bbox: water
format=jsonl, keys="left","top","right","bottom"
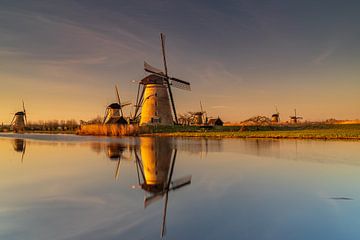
{"left": 1, "top": 133, "right": 360, "bottom": 240}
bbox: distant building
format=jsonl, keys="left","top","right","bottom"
{"left": 208, "top": 117, "right": 224, "bottom": 126}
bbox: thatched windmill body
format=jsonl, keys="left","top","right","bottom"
{"left": 10, "top": 101, "right": 27, "bottom": 133}
{"left": 103, "top": 86, "right": 131, "bottom": 124}
{"left": 133, "top": 33, "right": 191, "bottom": 125}
{"left": 134, "top": 137, "right": 191, "bottom": 237}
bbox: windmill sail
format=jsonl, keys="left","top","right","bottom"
{"left": 144, "top": 61, "right": 164, "bottom": 75}
{"left": 170, "top": 77, "right": 191, "bottom": 91}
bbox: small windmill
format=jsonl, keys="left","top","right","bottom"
{"left": 10, "top": 100, "right": 27, "bottom": 133}
{"left": 103, "top": 85, "right": 131, "bottom": 124}
{"left": 271, "top": 106, "right": 280, "bottom": 123}
{"left": 133, "top": 33, "right": 191, "bottom": 125}
{"left": 189, "top": 101, "right": 207, "bottom": 125}
{"left": 133, "top": 138, "right": 191, "bottom": 238}
{"left": 289, "top": 109, "right": 303, "bottom": 123}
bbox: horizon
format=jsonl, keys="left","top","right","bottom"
{"left": 1, "top": 0, "right": 360, "bottom": 123}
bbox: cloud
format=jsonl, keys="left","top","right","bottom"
{"left": 211, "top": 105, "right": 230, "bottom": 109}
{"left": 312, "top": 47, "right": 335, "bottom": 64}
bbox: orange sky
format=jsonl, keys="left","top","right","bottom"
{"left": 1, "top": 1, "right": 360, "bottom": 123}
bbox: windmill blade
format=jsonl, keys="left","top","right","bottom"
{"left": 135, "top": 155, "right": 142, "bottom": 185}
{"left": 161, "top": 191, "right": 169, "bottom": 238}
{"left": 21, "top": 140, "right": 26, "bottom": 163}
{"left": 165, "top": 149, "right": 177, "bottom": 191}
{"left": 120, "top": 102, "right": 132, "bottom": 108}
{"left": 160, "top": 33, "right": 168, "bottom": 76}
{"left": 159, "top": 33, "right": 178, "bottom": 124}
{"left": 24, "top": 113, "right": 28, "bottom": 125}
{"left": 10, "top": 115, "right": 16, "bottom": 126}
{"left": 170, "top": 77, "right": 191, "bottom": 91}
{"left": 200, "top": 101, "right": 203, "bottom": 112}
{"left": 144, "top": 193, "right": 164, "bottom": 208}
{"left": 22, "top": 100, "right": 28, "bottom": 125}
{"left": 144, "top": 61, "right": 164, "bottom": 75}
{"left": 22, "top": 100, "right": 26, "bottom": 113}
{"left": 103, "top": 109, "right": 108, "bottom": 124}
{"left": 170, "top": 175, "right": 192, "bottom": 191}
{"left": 134, "top": 85, "right": 145, "bottom": 119}
{"left": 115, "top": 85, "right": 124, "bottom": 117}
{"left": 134, "top": 150, "right": 146, "bottom": 184}
{"left": 114, "top": 156, "right": 121, "bottom": 180}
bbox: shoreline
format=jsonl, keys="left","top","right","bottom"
{"left": 1, "top": 124, "right": 360, "bottom": 141}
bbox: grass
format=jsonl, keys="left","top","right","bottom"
{"left": 143, "top": 124, "right": 360, "bottom": 140}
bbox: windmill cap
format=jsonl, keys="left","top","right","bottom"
{"left": 140, "top": 74, "right": 164, "bottom": 85}
{"left": 15, "top": 111, "right": 25, "bottom": 116}
{"left": 107, "top": 103, "right": 121, "bottom": 109}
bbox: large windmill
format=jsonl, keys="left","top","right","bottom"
{"left": 133, "top": 138, "right": 192, "bottom": 238}
{"left": 289, "top": 109, "right": 303, "bottom": 123}
{"left": 10, "top": 100, "right": 27, "bottom": 133}
{"left": 103, "top": 85, "right": 131, "bottom": 124}
{"left": 133, "top": 33, "right": 191, "bottom": 125}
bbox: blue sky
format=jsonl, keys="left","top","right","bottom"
{"left": 0, "top": 0, "right": 359, "bottom": 122}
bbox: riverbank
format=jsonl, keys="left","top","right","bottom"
{"left": 78, "top": 123, "right": 360, "bottom": 140}
{"left": 2, "top": 124, "right": 360, "bottom": 140}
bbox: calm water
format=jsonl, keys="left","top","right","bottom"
{"left": 1, "top": 133, "right": 360, "bottom": 240}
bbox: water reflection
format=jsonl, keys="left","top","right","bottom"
{"left": 12, "top": 138, "right": 26, "bottom": 162}
{"left": 134, "top": 138, "right": 192, "bottom": 238}
{"left": 2, "top": 134, "right": 360, "bottom": 240}
{"left": 87, "top": 137, "right": 192, "bottom": 238}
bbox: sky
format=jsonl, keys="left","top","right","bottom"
{"left": 0, "top": 0, "right": 359, "bottom": 123}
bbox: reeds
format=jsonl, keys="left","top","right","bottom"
{"left": 77, "top": 124, "right": 144, "bottom": 136}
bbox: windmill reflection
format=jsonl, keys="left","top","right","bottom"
{"left": 105, "top": 143, "right": 130, "bottom": 180}
{"left": 13, "top": 138, "right": 26, "bottom": 162}
{"left": 134, "top": 138, "right": 192, "bottom": 238}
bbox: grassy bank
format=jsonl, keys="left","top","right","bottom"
{"left": 11, "top": 123, "right": 360, "bottom": 140}
{"left": 143, "top": 124, "right": 360, "bottom": 140}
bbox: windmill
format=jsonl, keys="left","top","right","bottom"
{"left": 133, "top": 33, "right": 191, "bottom": 125}
{"left": 133, "top": 138, "right": 191, "bottom": 238}
{"left": 189, "top": 101, "right": 207, "bottom": 125}
{"left": 271, "top": 106, "right": 280, "bottom": 123}
{"left": 289, "top": 109, "right": 303, "bottom": 123}
{"left": 103, "top": 85, "right": 131, "bottom": 124}
{"left": 10, "top": 100, "right": 27, "bottom": 133}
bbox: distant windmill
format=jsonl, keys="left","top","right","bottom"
{"left": 103, "top": 85, "right": 131, "bottom": 124}
{"left": 289, "top": 109, "right": 303, "bottom": 123}
{"left": 10, "top": 100, "right": 27, "bottom": 133}
{"left": 133, "top": 138, "right": 191, "bottom": 238}
{"left": 271, "top": 106, "right": 280, "bottom": 123}
{"left": 189, "top": 101, "right": 207, "bottom": 125}
{"left": 133, "top": 33, "right": 191, "bottom": 125}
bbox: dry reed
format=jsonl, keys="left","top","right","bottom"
{"left": 77, "top": 124, "right": 144, "bottom": 136}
